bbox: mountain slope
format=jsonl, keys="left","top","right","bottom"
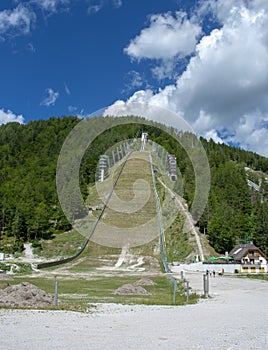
{"left": 0, "top": 116, "right": 267, "bottom": 256}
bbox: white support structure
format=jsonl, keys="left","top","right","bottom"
{"left": 141, "top": 132, "right": 148, "bottom": 151}
{"left": 168, "top": 154, "right": 177, "bottom": 181}
{"left": 98, "top": 155, "right": 109, "bottom": 182}
{"left": 247, "top": 179, "right": 260, "bottom": 192}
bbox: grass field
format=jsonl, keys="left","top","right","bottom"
{"left": 37, "top": 230, "right": 85, "bottom": 259}
{"left": 0, "top": 275, "right": 198, "bottom": 311}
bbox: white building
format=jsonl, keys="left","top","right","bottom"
{"left": 229, "top": 243, "right": 267, "bottom": 273}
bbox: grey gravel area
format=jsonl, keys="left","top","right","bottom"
{"left": 0, "top": 273, "right": 267, "bottom": 350}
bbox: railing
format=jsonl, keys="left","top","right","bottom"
{"left": 149, "top": 153, "right": 169, "bottom": 273}
{"left": 241, "top": 261, "right": 261, "bottom": 266}
{"left": 248, "top": 254, "right": 260, "bottom": 259}
{"left": 149, "top": 153, "right": 180, "bottom": 303}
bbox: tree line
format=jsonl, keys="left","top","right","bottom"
{"left": 0, "top": 116, "right": 267, "bottom": 255}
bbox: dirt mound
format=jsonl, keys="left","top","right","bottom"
{"left": 0, "top": 282, "right": 54, "bottom": 309}
{"left": 113, "top": 283, "right": 151, "bottom": 295}
{"left": 133, "top": 278, "right": 156, "bottom": 286}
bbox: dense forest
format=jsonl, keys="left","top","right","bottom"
{"left": 0, "top": 116, "right": 267, "bottom": 255}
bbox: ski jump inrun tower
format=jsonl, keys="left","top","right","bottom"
{"left": 141, "top": 132, "right": 148, "bottom": 151}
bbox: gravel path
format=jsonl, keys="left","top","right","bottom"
{"left": 0, "top": 273, "right": 267, "bottom": 350}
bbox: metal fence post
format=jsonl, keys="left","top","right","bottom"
{"left": 54, "top": 275, "right": 58, "bottom": 309}
{"left": 203, "top": 274, "right": 209, "bottom": 297}
{"left": 185, "top": 281, "right": 189, "bottom": 303}
{"left": 173, "top": 280, "right": 177, "bottom": 305}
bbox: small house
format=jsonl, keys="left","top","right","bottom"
{"left": 229, "top": 243, "right": 267, "bottom": 273}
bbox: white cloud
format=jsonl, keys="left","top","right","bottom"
{"left": 88, "top": 4, "right": 102, "bottom": 15}
{"left": 227, "top": 112, "right": 268, "bottom": 157}
{"left": 0, "top": 1, "right": 69, "bottom": 39}
{"left": 192, "top": 110, "right": 216, "bottom": 132}
{"left": 64, "top": 82, "right": 71, "bottom": 95}
{"left": 198, "top": 0, "right": 244, "bottom": 23}
{"left": 124, "top": 11, "right": 201, "bottom": 80}
{"left": 68, "top": 105, "right": 87, "bottom": 119}
{"left": 0, "top": 109, "right": 24, "bottom": 125}
{"left": 0, "top": 4, "right": 36, "bottom": 38}
{"left": 117, "top": 0, "right": 268, "bottom": 156}
{"left": 199, "top": 0, "right": 268, "bottom": 25}
{"left": 122, "top": 70, "right": 146, "bottom": 94}
{"left": 41, "top": 88, "right": 59, "bottom": 107}
{"left": 125, "top": 11, "right": 201, "bottom": 61}
{"left": 151, "top": 61, "right": 180, "bottom": 80}
{"left": 128, "top": 71, "right": 143, "bottom": 88}
{"left": 27, "top": 42, "right": 36, "bottom": 52}
{"left": 204, "top": 129, "right": 224, "bottom": 144}
{"left": 68, "top": 105, "right": 76, "bottom": 113}
{"left": 32, "top": 0, "right": 69, "bottom": 14}
{"left": 104, "top": 92, "right": 192, "bottom": 132}
{"left": 88, "top": 0, "right": 122, "bottom": 14}
{"left": 113, "top": 0, "right": 122, "bottom": 9}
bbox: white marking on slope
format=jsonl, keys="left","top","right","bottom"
{"left": 114, "top": 245, "right": 128, "bottom": 268}
{"left": 24, "top": 243, "right": 34, "bottom": 260}
{"left": 129, "top": 257, "right": 144, "bottom": 269}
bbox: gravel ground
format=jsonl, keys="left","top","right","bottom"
{"left": 0, "top": 273, "right": 267, "bottom": 350}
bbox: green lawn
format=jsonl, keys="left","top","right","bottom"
{"left": 37, "top": 230, "right": 85, "bottom": 259}
{"left": 1, "top": 275, "right": 198, "bottom": 311}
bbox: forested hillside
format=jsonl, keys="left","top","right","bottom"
{"left": 199, "top": 141, "right": 268, "bottom": 254}
{"left": 0, "top": 117, "right": 80, "bottom": 252}
{"left": 0, "top": 116, "right": 267, "bottom": 255}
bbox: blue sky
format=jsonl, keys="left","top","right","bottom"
{"left": 1, "top": 0, "right": 268, "bottom": 157}
{"left": 0, "top": 0, "right": 181, "bottom": 119}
